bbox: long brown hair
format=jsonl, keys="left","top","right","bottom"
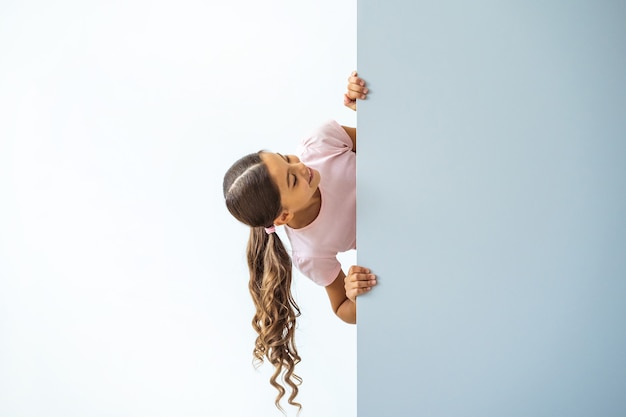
{"left": 223, "top": 152, "right": 302, "bottom": 411}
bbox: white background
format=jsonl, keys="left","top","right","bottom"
{"left": 0, "top": 1, "right": 358, "bottom": 416}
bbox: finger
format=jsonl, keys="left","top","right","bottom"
{"left": 346, "top": 269, "right": 374, "bottom": 283}
{"left": 347, "top": 92, "right": 366, "bottom": 101}
{"left": 346, "top": 82, "right": 367, "bottom": 93}
{"left": 346, "top": 282, "right": 375, "bottom": 294}
{"left": 347, "top": 273, "right": 374, "bottom": 283}
{"left": 348, "top": 73, "right": 365, "bottom": 86}
{"left": 345, "top": 92, "right": 363, "bottom": 104}
{"left": 348, "top": 265, "right": 371, "bottom": 275}
{"left": 345, "top": 91, "right": 366, "bottom": 102}
{"left": 346, "top": 86, "right": 368, "bottom": 100}
{"left": 345, "top": 276, "right": 376, "bottom": 290}
{"left": 348, "top": 79, "right": 365, "bottom": 89}
{"left": 348, "top": 272, "right": 375, "bottom": 281}
{"left": 355, "top": 276, "right": 377, "bottom": 286}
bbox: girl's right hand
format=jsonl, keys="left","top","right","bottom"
{"left": 344, "top": 265, "right": 377, "bottom": 302}
{"left": 343, "top": 71, "right": 369, "bottom": 111}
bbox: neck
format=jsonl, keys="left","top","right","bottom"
{"left": 287, "top": 188, "right": 322, "bottom": 229}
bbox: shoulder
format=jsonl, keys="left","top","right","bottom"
{"left": 291, "top": 252, "right": 342, "bottom": 287}
{"left": 297, "top": 120, "right": 353, "bottom": 157}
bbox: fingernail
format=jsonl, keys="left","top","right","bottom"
{"left": 363, "top": 88, "right": 368, "bottom": 94}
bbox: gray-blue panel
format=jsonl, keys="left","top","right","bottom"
{"left": 357, "top": 1, "right": 626, "bottom": 416}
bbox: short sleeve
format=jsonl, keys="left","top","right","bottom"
{"left": 292, "top": 255, "right": 342, "bottom": 287}
{"left": 297, "top": 120, "right": 352, "bottom": 160}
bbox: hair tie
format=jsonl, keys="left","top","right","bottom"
{"left": 264, "top": 225, "right": 276, "bottom": 235}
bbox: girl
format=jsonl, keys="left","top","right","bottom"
{"left": 222, "top": 71, "right": 376, "bottom": 411}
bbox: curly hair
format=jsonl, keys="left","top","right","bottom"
{"left": 223, "top": 152, "right": 302, "bottom": 411}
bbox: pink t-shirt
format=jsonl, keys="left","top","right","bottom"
{"left": 285, "top": 120, "right": 356, "bottom": 286}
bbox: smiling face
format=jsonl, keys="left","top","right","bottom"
{"left": 259, "top": 152, "right": 321, "bottom": 225}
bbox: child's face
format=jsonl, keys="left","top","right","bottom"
{"left": 260, "top": 152, "right": 320, "bottom": 215}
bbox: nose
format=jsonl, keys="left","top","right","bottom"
{"left": 287, "top": 157, "right": 308, "bottom": 178}
{"left": 298, "top": 162, "right": 308, "bottom": 176}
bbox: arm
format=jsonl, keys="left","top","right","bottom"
{"left": 325, "top": 266, "right": 377, "bottom": 324}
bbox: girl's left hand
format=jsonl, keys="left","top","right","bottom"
{"left": 343, "top": 71, "right": 369, "bottom": 111}
{"left": 344, "top": 265, "right": 377, "bottom": 302}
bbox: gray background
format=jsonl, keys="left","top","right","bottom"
{"left": 357, "top": 1, "right": 626, "bottom": 416}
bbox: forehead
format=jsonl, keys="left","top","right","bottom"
{"left": 259, "top": 151, "right": 285, "bottom": 166}
{"left": 259, "top": 152, "right": 288, "bottom": 185}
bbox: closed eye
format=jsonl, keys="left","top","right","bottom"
{"left": 284, "top": 155, "right": 297, "bottom": 187}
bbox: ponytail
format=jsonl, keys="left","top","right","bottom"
{"left": 223, "top": 152, "right": 303, "bottom": 411}
{"left": 247, "top": 226, "right": 302, "bottom": 411}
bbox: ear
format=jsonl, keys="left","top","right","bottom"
{"left": 273, "top": 210, "right": 294, "bottom": 226}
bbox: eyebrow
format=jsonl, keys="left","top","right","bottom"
{"left": 276, "top": 153, "right": 291, "bottom": 187}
